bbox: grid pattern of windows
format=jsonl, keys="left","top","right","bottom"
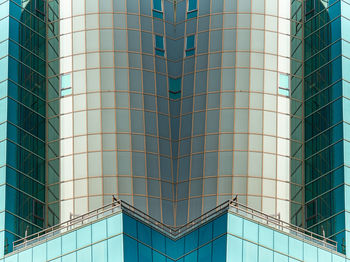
{"left": 1, "top": 211, "right": 347, "bottom": 262}
{"left": 0, "top": 0, "right": 49, "bottom": 255}
{"left": 55, "top": 0, "right": 297, "bottom": 229}
{"left": 303, "top": 0, "right": 350, "bottom": 253}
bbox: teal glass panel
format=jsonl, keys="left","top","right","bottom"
{"left": 153, "top": 0, "right": 162, "bottom": 11}
{"left": 258, "top": 226, "right": 273, "bottom": 249}
{"left": 187, "top": 11, "right": 198, "bottom": 19}
{"left": 92, "top": 220, "right": 107, "bottom": 242}
{"left": 62, "top": 252, "right": 76, "bottom": 262}
{"left": 155, "top": 35, "right": 164, "bottom": 49}
{"left": 33, "top": 243, "right": 47, "bottom": 262}
{"left": 274, "top": 252, "right": 288, "bottom": 262}
{"left": 93, "top": 241, "right": 107, "bottom": 262}
{"left": 198, "top": 222, "right": 213, "bottom": 245}
{"left": 137, "top": 222, "right": 152, "bottom": 246}
{"left": 304, "top": 243, "right": 317, "bottom": 262}
{"left": 0, "top": 81, "right": 7, "bottom": 100}
{"left": 259, "top": 246, "right": 273, "bottom": 262}
{"left": 243, "top": 241, "right": 257, "bottom": 262}
{"left": 0, "top": 212, "right": 4, "bottom": 230}
{"left": 273, "top": 231, "right": 288, "bottom": 254}
{"left": 77, "top": 226, "right": 92, "bottom": 249}
{"left": 153, "top": 251, "right": 166, "bottom": 262}
{"left": 124, "top": 214, "right": 137, "bottom": 237}
{"left": 153, "top": 10, "right": 163, "bottom": 19}
{"left": 0, "top": 57, "right": 8, "bottom": 83}
{"left": 289, "top": 237, "right": 303, "bottom": 260}
{"left": 333, "top": 253, "right": 346, "bottom": 262}
{"left": 62, "top": 231, "right": 76, "bottom": 254}
{"left": 18, "top": 248, "right": 32, "bottom": 262}
{"left": 107, "top": 235, "right": 123, "bottom": 261}
{"left": 61, "top": 74, "right": 71, "bottom": 89}
{"left": 184, "top": 250, "right": 197, "bottom": 262}
{"left": 279, "top": 74, "right": 289, "bottom": 89}
{"left": 4, "top": 254, "right": 17, "bottom": 262}
{"left": 187, "top": 36, "right": 195, "bottom": 49}
{"left": 278, "top": 88, "right": 289, "bottom": 96}
{"left": 243, "top": 220, "right": 258, "bottom": 243}
{"left": 124, "top": 235, "right": 138, "bottom": 262}
{"left": 166, "top": 237, "right": 184, "bottom": 260}
{"left": 152, "top": 229, "right": 166, "bottom": 253}
{"left": 188, "top": 0, "right": 197, "bottom": 10}
{"left": 318, "top": 248, "right": 332, "bottom": 262}
{"left": 169, "top": 78, "right": 181, "bottom": 94}
{"left": 139, "top": 243, "right": 152, "bottom": 262}
{"left": 212, "top": 235, "right": 226, "bottom": 262}
{"left": 0, "top": 186, "right": 5, "bottom": 211}
{"left": 227, "top": 214, "right": 243, "bottom": 236}
{"left": 0, "top": 99, "right": 7, "bottom": 124}
{"left": 213, "top": 214, "right": 227, "bottom": 238}
{"left": 61, "top": 88, "right": 72, "bottom": 96}
{"left": 107, "top": 214, "right": 122, "bottom": 237}
{"left": 77, "top": 246, "right": 91, "bottom": 262}
{"left": 184, "top": 229, "right": 198, "bottom": 253}
{"left": 47, "top": 237, "right": 62, "bottom": 260}
{"left": 198, "top": 242, "right": 211, "bottom": 261}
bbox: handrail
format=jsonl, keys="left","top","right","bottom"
{"left": 227, "top": 201, "right": 338, "bottom": 251}
{"left": 13, "top": 199, "right": 337, "bottom": 252}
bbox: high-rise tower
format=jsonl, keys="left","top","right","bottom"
{"left": 54, "top": 0, "right": 298, "bottom": 227}
{"left": 0, "top": 0, "right": 47, "bottom": 255}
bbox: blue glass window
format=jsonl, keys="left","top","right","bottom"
{"left": 124, "top": 235, "right": 138, "bottom": 262}
{"left": 169, "top": 78, "right": 182, "bottom": 99}
{"left": 186, "top": 35, "right": 195, "bottom": 56}
{"left": 187, "top": 0, "right": 197, "bottom": 18}
{"left": 61, "top": 74, "right": 72, "bottom": 96}
{"left": 278, "top": 74, "right": 289, "bottom": 96}
{"left": 155, "top": 35, "right": 165, "bottom": 57}
{"left": 213, "top": 235, "right": 227, "bottom": 262}
{"left": 198, "top": 243, "right": 211, "bottom": 261}
{"left": 153, "top": 0, "right": 163, "bottom": 18}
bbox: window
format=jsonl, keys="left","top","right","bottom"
{"left": 155, "top": 35, "right": 165, "bottom": 57}
{"left": 169, "top": 78, "right": 181, "bottom": 99}
{"left": 186, "top": 35, "right": 195, "bottom": 56}
{"left": 153, "top": 0, "right": 163, "bottom": 19}
{"left": 61, "top": 74, "right": 72, "bottom": 96}
{"left": 278, "top": 73, "right": 289, "bottom": 96}
{"left": 187, "top": 0, "right": 198, "bottom": 18}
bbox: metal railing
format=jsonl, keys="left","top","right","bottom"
{"left": 13, "top": 199, "right": 337, "bottom": 252}
{"left": 228, "top": 201, "right": 338, "bottom": 251}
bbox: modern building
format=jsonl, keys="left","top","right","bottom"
{"left": 0, "top": 199, "right": 347, "bottom": 262}
{"left": 55, "top": 0, "right": 298, "bottom": 228}
{"left": 0, "top": 0, "right": 48, "bottom": 255}
{"left": 1, "top": 0, "right": 350, "bottom": 261}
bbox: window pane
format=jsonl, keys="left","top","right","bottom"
{"left": 61, "top": 74, "right": 72, "bottom": 89}
{"left": 187, "top": 35, "right": 195, "bottom": 50}
{"left": 188, "top": 0, "right": 197, "bottom": 11}
{"left": 107, "top": 236, "right": 123, "bottom": 261}
{"left": 153, "top": 0, "right": 162, "bottom": 11}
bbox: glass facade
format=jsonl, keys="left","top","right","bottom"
{"left": 56, "top": 0, "right": 297, "bottom": 228}
{"left": 0, "top": 0, "right": 48, "bottom": 256}
{"left": 303, "top": 0, "right": 350, "bottom": 253}
{"left": 1, "top": 203, "right": 347, "bottom": 262}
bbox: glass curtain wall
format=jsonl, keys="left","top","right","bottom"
{"left": 0, "top": 0, "right": 47, "bottom": 254}
{"left": 56, "top": 0, "right": 296, "bottom": 227}
{"left": 303, "top": 0, "right": 349, "bottom": 253}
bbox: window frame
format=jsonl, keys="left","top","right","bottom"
{"left": 60, "top": 73, "right": 72, "bottom": 97}
{"left": 155, "top": 35, "right": 165, "bottom": 57}
{"left": 187, "top": 0, "right": 198, "bottom": 14}
{"left": 185, "top": 35, "right": 196, "bottom": 56}
{"left": 153, "top": 0, "right": 163, "bottom": 18}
